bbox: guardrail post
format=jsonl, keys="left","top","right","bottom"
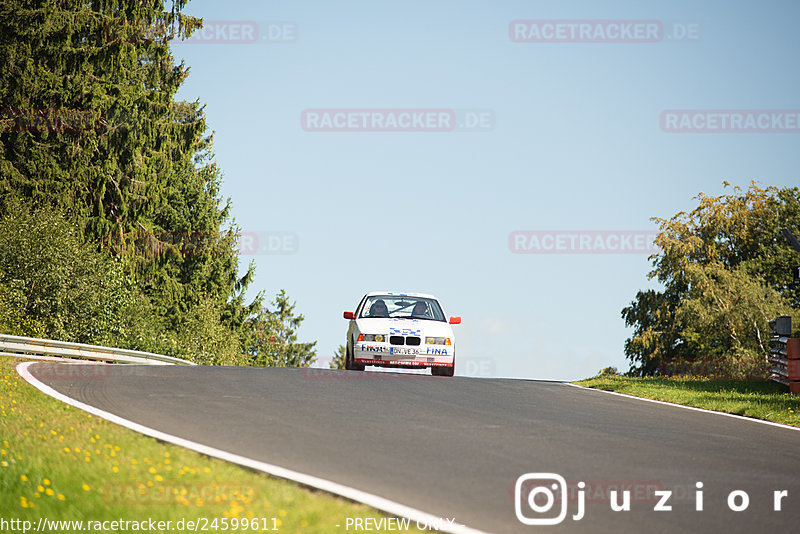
{"left": 788, "top": 338, "right": 800, "bottom": 395}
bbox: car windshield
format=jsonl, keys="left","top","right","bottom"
{"left": 359, "top": 295, "right": 445, "bottom": 321}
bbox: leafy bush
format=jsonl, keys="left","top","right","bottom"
{"left": 0, "top": 198, "right": 146, "bottom": 344}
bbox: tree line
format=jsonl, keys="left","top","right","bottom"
{"left": 0, "top": 0, "right": 315, "bottom": 366}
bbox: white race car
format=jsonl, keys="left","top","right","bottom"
{"left": 343, "top": 291, "right": 461, "bottom": 376}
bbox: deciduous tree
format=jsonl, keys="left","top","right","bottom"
{"left": 622, "top": 183, "right": 800, "bottom": 377}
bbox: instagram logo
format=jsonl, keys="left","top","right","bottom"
{"left": 515, "top": 473, "right": 584, "bottom": 525}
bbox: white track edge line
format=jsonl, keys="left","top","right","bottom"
{"left": 566, "top": 382, "right": 800, "bottom": 433}
{"left": 15, "top": 361, "right": 488, "bottom": 534}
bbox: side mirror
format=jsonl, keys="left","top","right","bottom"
{"left": 343, "top": 311, "right": 355, "bottom": 320}
{"left": 449, "top": 316, "right": 461, "bottom": 325}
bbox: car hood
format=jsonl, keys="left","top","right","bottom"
{"left": 355, "top": 317, "right": 454, "bottom": 337}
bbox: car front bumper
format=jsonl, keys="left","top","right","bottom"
{"left": 354, "top": 342, "right": 454, "bottom": 367}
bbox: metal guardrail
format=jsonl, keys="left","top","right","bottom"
{"left": 0, "top": 333, "right": 196, "bottom": 366}
{"left": 768, "top": 316, "right": 799, "bottom": 394}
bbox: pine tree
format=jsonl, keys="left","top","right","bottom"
{"left": 0, "top": 1, "right": 272, "bottom": 362}
{"left": 330, "top": 345, "right": 346, "bottom": 369}
{"left": 244, "top": 290, "right": 318, "bottom": 367}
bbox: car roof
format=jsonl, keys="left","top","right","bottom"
{"left": 365, "top": 291, "right": 438, "bottom": 300}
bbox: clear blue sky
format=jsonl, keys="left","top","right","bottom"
{"left": 173, "top": 0, "right": 800, "bottom": 379}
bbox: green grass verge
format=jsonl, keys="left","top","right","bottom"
{"left": 1, "top": 357, "right": 423, "bottom": 533}
{"left": 575, "top": 374, "right": 800, "bottom": 428}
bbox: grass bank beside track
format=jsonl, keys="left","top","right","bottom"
{"left": 0, "top": 356, "right": 422, "bottom": 533}
{"left": 575, "top": 374, "right": 800, "bottom": 428}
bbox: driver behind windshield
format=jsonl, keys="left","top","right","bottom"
{"left": 411, "top": 301, "right": 429, "bottom": 318}
{"left": 370, "top": 299, "right": 389, "bottom": 318}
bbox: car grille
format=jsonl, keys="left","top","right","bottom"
{"left": 389, "top": 336, "right": 422, "bottom": 346}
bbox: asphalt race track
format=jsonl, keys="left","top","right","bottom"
{"left": 22, "top": 364, "right": 800, "bottom": 533}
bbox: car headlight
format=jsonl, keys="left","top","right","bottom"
{"left": 425, "top": 337, "right": 451, "bottom": 345}
{"left": 359, "top": 334, "right": 385, "bottom": 342}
